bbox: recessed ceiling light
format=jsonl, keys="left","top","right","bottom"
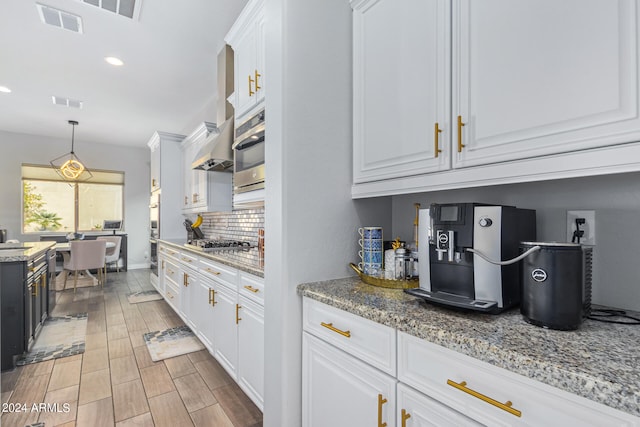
{"left": 0, "top": 86, "right": 11, "bottom": 93}
{"left": 105, "top": 56, "right": 124, "bottom": 66}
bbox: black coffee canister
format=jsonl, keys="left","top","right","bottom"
{"left": 520, "top": 242, "right": 592, "bottom": 330}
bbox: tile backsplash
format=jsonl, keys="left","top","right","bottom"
{"left": 200, "top": 208, "right": 265, "bottom": 244}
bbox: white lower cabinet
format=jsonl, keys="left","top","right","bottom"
{"left": 237, "top": 296, "right": 264, "bottom": 410}
{"left": 157, "top": 243, "right": 265, "bottom": 411}
{"left": 303, "top": 332, "right": 396, "bottom": 427}
{"left": 397, "top": 383, "right": 480, "bottom": 427}
{"left": 302, "top": 297, "right": 639, "bottom": 427}
{"left": 211, "top": 281, "right": 239, "bottom": 377}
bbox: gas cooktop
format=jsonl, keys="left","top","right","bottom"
{"left": 186, "top": 239, "right": 254, "bottom": 252}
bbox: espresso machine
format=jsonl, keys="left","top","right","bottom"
{"left": 406, "top": 203, "right": 536, "bottom": 313}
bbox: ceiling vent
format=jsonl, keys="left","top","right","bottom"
{"left": 36, "top": 4, "right": 83, "bottom": 33}
{"left": 52, "top": 96, "right": 84, "bottom": 109}
{"left": 79, "top": 0, "right": 141, "bottom": 20}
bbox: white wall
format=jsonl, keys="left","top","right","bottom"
{"left": 0, "top": 130, "right": 150, "bottom": 269}
{"left": 391, "top": 172, "right": 640, "bottom": 311}
{"left": 263, "top": 0, "right": 391, "bottom": 426}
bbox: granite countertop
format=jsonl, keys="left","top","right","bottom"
{"left": 158, "top": 239, "right": 264, "bottom": 278}
{"left": 0, "top": 241, "right": 55, "bottom": 263}
{"left": 297, "top": 276, "right": 640, "bottom": 417}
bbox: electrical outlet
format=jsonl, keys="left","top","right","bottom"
{"left": 566, "top": 210, "right": 596, "bottom": 245}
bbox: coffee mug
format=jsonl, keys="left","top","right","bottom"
{"left": 358, "top": 238, "right": 383, "bottom": 251}
{"left": 358, "top": 227, "right": 383, "bottom": 240}
{"left": 359, "top": 250, "right": 383, "bottom": 264}
{"left": 358, "top": 262, "right": 383, "bottom": 276}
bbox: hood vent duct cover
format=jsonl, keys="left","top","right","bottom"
{"left": 192, "top": 117, "right": 234, "bottom": 171}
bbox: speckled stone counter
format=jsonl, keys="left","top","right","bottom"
{"left": 298, "top": 276, "right": 640, "bottom": 417}
{"left": 0, "top": 241, "right": 55, "bottom": 262}
{"left": 159, "top": 239, "right": 263, "bottom": 278}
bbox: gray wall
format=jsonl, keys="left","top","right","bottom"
{"left": 0, "top": 130, "right": 151, "bottom": 269}
{"left": 391, "top": 172, "right": 640, "bottom": 311}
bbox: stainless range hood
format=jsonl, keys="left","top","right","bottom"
{"left": 192, "top": 45, "right": 234, "bottom": 171}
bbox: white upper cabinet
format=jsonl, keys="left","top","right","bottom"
{"left": 226, "top": 0, "right": 265, "bottom": 121}
{"left": 454, "top": 0, "right": 640, "bottom": 168}
{"left": 352, "top": 0, "right": 451, "bottom": 183}
{"left": 181, "top": 123, "right": 232, "bottom": 214}
{"left": 351, "top": 0, "right": 640, "bottom": 196}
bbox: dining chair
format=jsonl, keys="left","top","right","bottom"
{"left": 62, "top": 240, "right": 107, "bottom": 292}
{"left": 96, "top": 236, "right": 122, "bottom": 274}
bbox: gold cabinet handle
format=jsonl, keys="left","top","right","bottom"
{"left": 457, "top": 115, "right": 466, "bottom": 152}
{"left": 181, "top": 257, "right": 192, "bottom": 263}
{"left": 236, "top": 304, "right": 242, "bottom": 324}
{"left": 183, "top": 273, "right": 189, "bottom": 287}
{"left": 32, "top": 282, "right": 38, "bottom": 297}
{"left": 162, "top": 260, "right": 165, "bottom": 269}
{"left": 447, "top": 379, "right": 521, "bottom": 417}
{"left": 243, "top": 285, "right": 259, "bottom": 293}
{"left": 209, "top": 288, "right": 217, "bottom": 306}
{"left": 205, "top": 268, "right": 221, "bottom": 275}
{"left": 167, "top": 268, "right": 174, "bottom": 275}
{"left": 401, "top": 409, "right": 411, "bottom": 427}
{"left": 320, "top": 322, "right": 351, "bottom": 338}
{"left": 255, "top": 69, "right": 261, "bottom": 91}
{"left": 41, "top": 274, "right": 46, "bottom": 288}
{"left": 152, "top": 178, "right": 157, "bottom": 187}
{"left": 167, "top": 293, "right": 174, "bottom": 299}
{"left": 248, "top": 75, "right": 255, "bottom": 96}
{"left": 434, "top": 122, "right": 443, "bottom": 158}
{"left": 377, "top": 394, "right": 388, "bottom": 427}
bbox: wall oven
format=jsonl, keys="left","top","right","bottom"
{"left": 233, "top": 108, "right": 265, "bottom": 194}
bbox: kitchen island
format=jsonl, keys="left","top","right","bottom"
{"left": 1, "top": 241, "right": 55, "bottom": 371}
{"left": 298, "top": 276, "right": 640, "bottom": 423}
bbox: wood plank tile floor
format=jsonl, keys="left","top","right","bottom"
{"left": 1, "top": 270, "right": 263, "bottom": 427}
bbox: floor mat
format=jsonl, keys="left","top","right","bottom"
{"left": 143, "top": 325, "right": 205, "bottom": 362}
{"left": 127, "top": 290, "right": 163, "bottom": 304}
{"left": 16, "top": 313, "right": 88, "bottom": 366}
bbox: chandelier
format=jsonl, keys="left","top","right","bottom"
{"left": 50, "top": 120, "right": 93, "bottom": 181}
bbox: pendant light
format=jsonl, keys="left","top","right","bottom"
{"left": 50, "top": 120, "right": 92, "bottom": 181}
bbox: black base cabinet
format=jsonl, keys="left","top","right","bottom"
{"left": 1, "top": 262, "right": 27, "bottom": 371}
{"left": 1, "top": 250, "right": 50, "bottom": 372}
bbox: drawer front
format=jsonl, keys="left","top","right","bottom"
{"left": 164, "top": 260, "right": 181, "bottom": 285}
{"left": 398, "top": 332, "right": 637, "bottom": 427}
{"left": 165, "top": 282, "right": 179, "bottom": 310}
{"left": 177, "top": 250, "right": 198, "bottom": 269}
{"left": 159, "top": 244, "right": 180, "bottom": 260}
{"left": 200, "top": 258, "right": 238, "bottom": 289}
{"left": 303, "top": 298, "right": 396, "bottom": 376}
{"left": 239, "top": 272, "right": 264, "bottom": 306}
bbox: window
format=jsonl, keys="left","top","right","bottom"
{"left": 22, "top": 164, "right": 124, "bottom": 233}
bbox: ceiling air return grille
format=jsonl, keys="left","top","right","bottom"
{"left": 52, "top": 96, "right": 84, "bottom": 109}
{"left": 80, "top": 0, "right": 140, "bottom": 20}
{"left": 36, "top": 4, "right": 83, "bottom": 33}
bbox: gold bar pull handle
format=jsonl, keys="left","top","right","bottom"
{"left": 183, "top": 273, "right": 189, "bottom": 287}
{"left": 320, "top": 322, "right": 351, "bottom": 338}
{"left": 236, "top": 304, "right": 242, "bottom": 324}
{"left": 255, "top": 70, "right": 261, "bottom": 91}
{"left": 457, "top": 115, "right": 466, "bottom": 152}
{"left": 401, "top": 409, "right": 411, "bottom": 427}
{"left": 248, "top": 75, "right": 255, "bottom": 96}
{"left": 243, "top": 285, "right": 259, "bottom": 293}
{"left": 209, "top": 289, "right": 217, "bottom": 306}
{"left": 434, "top": 122, "right": 443, "bottom": 158}
{"left": 377, "top": 394, "right": 388, "bottom": 427}
{"left": 447, "top": 379, "right": 521, "bottom": 417}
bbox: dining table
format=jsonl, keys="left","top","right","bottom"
{"left": 55, "top": 241, "right": 116, "bottom": 287}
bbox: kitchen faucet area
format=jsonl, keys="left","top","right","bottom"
{"left": 1, "top": 0, "right": 640, "bottom": 426}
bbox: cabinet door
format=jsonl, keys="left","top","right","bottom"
{"left": 212, "top": 282, "right": 238, "bottom": 379}
{"left": 193, "top": 279, "right": 214, "bottom": 352}
{"left": 254, "top": 9, "right": 265, "bottom": 105}
{"left": 397, "top": 383, "right": 481, "bottom": 427}
{"left": 150, "top": 145, "right": 160, "bottom": 191}
{"left": 303, "top": 332, "right": 396, "bottom": 427}
{"left": 352, "top": 0, "right": 451, "bottom": 183}
{"left": 237, "top": 296, "right": 264, "bottom": 410}
{"left": 182, "top": 270, "right": 197, "bottom": 330}
{"left": 453, "top": 0, "right": 640, "bottom": 168}
{"left": 233, "top": 25, "right": 258, "bottom": 119}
